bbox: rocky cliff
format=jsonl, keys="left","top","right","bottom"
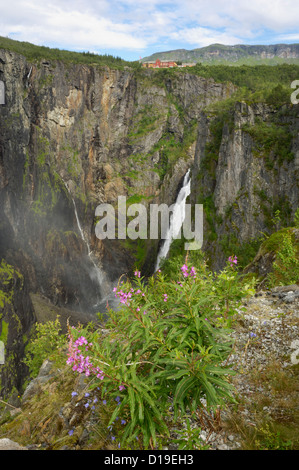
{"left": 192, "top": 100, "right": 299, "bottom": 270}
{"left": 0, "top": 49, "right": 235, "bottom": 396}
{"left": 0, "top": 50, "right": 234, "bottom": 305}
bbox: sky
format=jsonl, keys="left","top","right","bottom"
{"left": 1, "top": 0, "right": 299, "bottom": 61}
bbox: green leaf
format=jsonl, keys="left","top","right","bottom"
{"left": 199, "top": 373, "right": 218, "bottom": 407}
{"left": 174, "top": 376, "right": 196, "bottom": 404}
{"left": 128, "top": 386, "right": 136, "bottom": 421}
{"left": 156, "top": 368, "right": 188, "bottom": 381}
{"left": 178, "top": 326, "right": 193, "bottom": 344}
{"left": 144, "top": 408, "right": 156, "bottom": 447}
{"left": 136, "top": 392, "right": 144, "bottom": 423}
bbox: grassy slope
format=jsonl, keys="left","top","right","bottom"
{"left": 0, "top": 35, "right": 139, "bottom": 69}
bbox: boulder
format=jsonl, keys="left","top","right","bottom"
{"left": 0, "top": 438, "right": 27, "bottom": 450}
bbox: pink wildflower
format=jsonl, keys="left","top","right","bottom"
{"left": 190, "top": 267, "right": 196, "bottom": 277}
{"left": 228, "top": 255, "right": 238, "bottom": 267}
{"left": 181, "top": 264, "right": 189, "bottom": 277}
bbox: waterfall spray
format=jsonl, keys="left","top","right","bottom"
{"left": 61, "top": 178, "right": 120, "bottom": 313}
{"left": 71, "top": 198, "right": 104, "bottom": 288}
{"left": 62, "top": 179, "right": 104, "bottom": 291}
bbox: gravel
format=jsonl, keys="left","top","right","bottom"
{"left": 167, "top": 285, "right": 299, "bottom": 450}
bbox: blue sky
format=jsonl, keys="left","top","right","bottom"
{"left": 1, "top": 0, "right": 299, "bottom": 61}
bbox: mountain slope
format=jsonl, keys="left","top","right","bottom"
{"left": 142, "top": 43, "right": 299, "bottom": 65}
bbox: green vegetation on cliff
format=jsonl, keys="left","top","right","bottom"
{"left": 242, "top": 118, "right": 294, "bottom": 168}
{"left": 246, "top": 220, "right": 299, "bottom": 287}
{"left": 191, "top": 63, "right": 299, "bottom": 90}
{"left": 0, "top": 35, "right": 140, "bottom": 68}
{"left": 0, "top": 261, "right": 22, "bottom": 309}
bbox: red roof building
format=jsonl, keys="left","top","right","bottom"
{"left": 142, "top": 58, "right": 178, "bottom": 68}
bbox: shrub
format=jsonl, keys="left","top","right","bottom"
{"left": 66, "top": 261, "right": 255, "bottom": 448}
{"left": 267, "top": 231, "right": 299, "bottom": 287}
{"left": 24, "top": 317, "right": 66, "bottom": 378}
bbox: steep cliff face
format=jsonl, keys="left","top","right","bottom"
{"left": 0, "top": 261, "right": 35, "bottom": 397}
{"left": 192, "top": 100, "right": 299, "bottom": 269}
{"left": 0, "top": 49, "right": 233, "bottom": 310}
{"left": 0, "top": 50, "right": 236, "bottom": 396}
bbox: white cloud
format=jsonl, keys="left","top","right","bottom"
{"left": 0, "top": 0, "right": 147, "bottom": 51}
{"left": 170, "top": 27, "right": 244, "bottom": 48}
{"left": 277, "top": 33, "right": 299, "bottom": 42}
{"left": 0, "top": 0, "right": 298, "bottom": 58}
{"left": 177, "top": 0, "right": 299, "bottom": 33}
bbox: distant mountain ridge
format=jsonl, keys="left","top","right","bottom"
{"left": 141, "top": 43, "right": 299, "bottom": 65}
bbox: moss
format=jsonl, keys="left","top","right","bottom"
{"left": 128, "top": 104, "right": 161, "bottom": 141}
{"left": 22, "top": 150, "right": 30, "bottom": 190}
{"left": 44, "top": 230, "right": 71, "bottom": 259}
{"left": 36, "top": 132, "right": 50, "bottom": 167}
{"left": 126, "top": 194, "right": 146, "bottom": 205}
{"left": 152, "top": 120, "right": 198, "bottom": 180}
{"left": 166, "top": 92, "right": 185, "bottom": 120}
{"left": 0, "top": 261, "right": 22, "bottom": 308}
{"left": 119, "top": 237, "right": 148, "bottom": 270}
{"left": 251, "top": 186, "right": 292, "bottom": 230}
{"left": 198, "top": 194, "right": 218, "bottom": 242}
{"left": 31, "top": 199, "right": 47, "bottom": 217}
{"left": 0, "top": 321, "right": 9, "bottom": 344}
{"left": 38, "top": 74, "right": 54, "bottom": 89}
{"left": 62, "top": 144, "right": 82, "bottom": 179}
{"left": 30, "top": 166, "right": 65, "bottom": 217}
{"left": 242, "top": 118, "right": 294, "bottom": 168}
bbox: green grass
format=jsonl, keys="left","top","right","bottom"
{"left": 224, "top": 360, "right": 299, "bottom": 450}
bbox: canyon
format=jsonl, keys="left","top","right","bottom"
{"left": 0, "top": 47, "right": 298, "bottom": 397}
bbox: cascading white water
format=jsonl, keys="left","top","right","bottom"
{"left": 62, "top": 179, "right": 104, "bottom": 290}
{"left": 62, "top": 178, "right": 119, "bottom": 313}
{"left": 155, "top": 169, "right": 191, "bottom": 271}
{"left": 71, "top": 198, "right": 104, "bottom": 288}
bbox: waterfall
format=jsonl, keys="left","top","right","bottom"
{"left": 155, "top": 169, "right": 191, "bottom": 271}
{"left": 62, "top": 179, "right": 104, "bottom": 290}
{"left": 61, "top": 178, "right": 120, "bottom": 313}
{"left": 71, "top": 198, "right": 104, "bottom": 288}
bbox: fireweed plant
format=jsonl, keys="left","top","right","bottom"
{"left": 66, "top": 258, "right": 255, "bottom": 448}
